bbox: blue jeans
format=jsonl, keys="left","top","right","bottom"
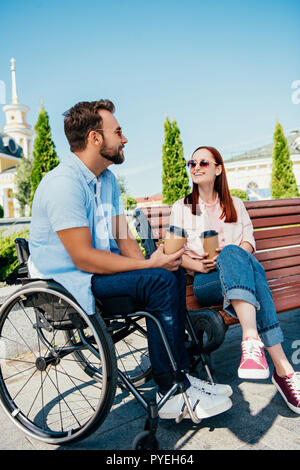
{"left": 91, "top": 267, "right": 191, "bottom": 394}
{"left": 193, "top": 244, "right": 284, "bottom": 348}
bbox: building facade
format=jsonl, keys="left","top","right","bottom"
{"left": 225, "top": 130, "right": 300, "bottom": 200}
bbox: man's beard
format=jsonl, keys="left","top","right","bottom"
{"left": 100, "top": 143, "right": 125, "bottom": 165}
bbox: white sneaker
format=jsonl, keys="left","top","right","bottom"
{"left": 186, "top": 373, "right": 233, "bottom": 397}
{"left": 157, "top": 385, "right": 232, "bottom": 420}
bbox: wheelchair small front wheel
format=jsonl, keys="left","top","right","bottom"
{"left": 132, "top": 430, "right": 159, "bottom": 450}
{"left": 0, "top": 281, "right": 117, "bottom": 445}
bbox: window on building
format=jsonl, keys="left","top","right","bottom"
{"left": 247, "top": 181, "right": 258, "bottom": 190}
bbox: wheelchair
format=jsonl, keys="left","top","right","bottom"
{"left": 0, "top": 238, "right": 214, "bottom": 450}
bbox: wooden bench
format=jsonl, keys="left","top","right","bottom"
{"left": 135, "top": 197, "right": 300, "bottom": 353}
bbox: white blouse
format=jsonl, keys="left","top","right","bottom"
{"left": 169, "top": 196, "right": 256, "bottom": 260}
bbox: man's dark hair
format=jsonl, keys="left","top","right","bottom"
{"left": 63, "top": 99, "right": 115, "bottom": 152}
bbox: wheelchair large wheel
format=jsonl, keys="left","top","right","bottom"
{"left": 0, "top": 281, "right": 117, "bottom": 445}
{"left": 65, "top": 315, "right": 152, "bottom": 387}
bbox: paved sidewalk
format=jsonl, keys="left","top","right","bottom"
{"left": 0, "top": 284, "right": 299, "bottom": 451}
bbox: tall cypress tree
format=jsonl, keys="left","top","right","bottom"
{"left": 30, "top": 105, "right": 59, "bottom": 205}
{"left": 271, "top": 121, "right": 299, "bottom": 199}
{"left": 162, "top": 117, "right": 190, "bottom": 205}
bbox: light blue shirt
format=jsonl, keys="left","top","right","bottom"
{"left": 28, "top": 152, "right": 124, "bottom": 314}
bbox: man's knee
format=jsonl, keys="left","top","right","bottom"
{"left": 149, "top": 267, "right": 179, "bottom": 288}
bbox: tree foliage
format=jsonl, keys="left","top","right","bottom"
{"left": 162, "top": 117, "right": 190, "bottom": 205}
{"left": 14, "top": 156, "right": 32, "bottom": 216}
{"left": 116, "top": 174, "right": 137, "bottom": 210}
{"left": 271, "top": 121, "right": 299, "bottom": 199}
{"left": 230, "top": 189, "right": 249, "bottom": 201}
{"left": 30, "top": 106, "right": 59, "bottom": 205}
{"left": 0, "top": 228, "right": 29, "bottom": 283}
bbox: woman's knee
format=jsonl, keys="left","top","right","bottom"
{"left": 193, "top": 273, "right": 223, "bottom": 305}
{"left": 219, "top": 244, "right": 243, "bottom": 257}
{"left": 217, "top": 244, "right": 249, "bottom": 264}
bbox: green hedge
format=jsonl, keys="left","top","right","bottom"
{"left": 230, "top": 189, "right": 249, "bottom": 201}
{"left": 0, "top": 229, "right": 29, "bottom": 283}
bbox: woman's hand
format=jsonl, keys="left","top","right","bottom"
{"left": 200, "top": 247, "right": 223, "bottom": 273}
{"left": 199, "top": 256, "right": 217, "bottom": 273}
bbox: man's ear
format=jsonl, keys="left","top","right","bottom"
{"left": 88, "top": 130, "right": 103, "bottom": 148}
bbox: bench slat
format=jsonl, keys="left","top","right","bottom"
{"left": 255, "top": 235, "right": 300, "bottom": 250}
{"left": 272, "top": 285, "right": 300, "bottom": 297}
{"left": 142, "top": 207, "right": 171, "bottom": 217}
{"left": 254, "top": 226, "right": 300, "bottom": 240}
{"left": 255, "top": 246, "right": 300, "bottom": 262}
{"left": 147, "top": 216, "right": 171, "bottom": 229}
{"left": 268, "top": 273, "right": 300, "bottom": 287}
{"left": 248, "top": 205, "right": 300, "bottom": 219}
{"left": 244, "top": 198, "right": 300, "bottom": 209}
{"left": 265, "top": 264, "right": 300, "bottom": 280}
{"left": 272, "top": 294, "right": 300, "bottom": 313}
{"left": 252, "top": 214, "right": 300, "bottom": 229}
{"left": 261, "top": 255, "right": 300, "bottom": 272}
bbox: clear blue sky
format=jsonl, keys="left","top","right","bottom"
{"left": 1, "top": 0, "right": 299, "bottom": 197}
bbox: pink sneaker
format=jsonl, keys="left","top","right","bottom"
{"left": 272, "top": 369, "right": 300, "bottom": 414}
{"left": 238, "top": 337, "right": 270, "bottom": 379}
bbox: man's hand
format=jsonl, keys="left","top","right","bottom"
{"left": 149, "top": 245, "right": 184, "bottom": 272}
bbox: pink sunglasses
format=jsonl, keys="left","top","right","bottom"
{"left": 187, "top": 159, "right": 218, "bottom": 169}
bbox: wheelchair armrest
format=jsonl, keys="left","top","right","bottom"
{"left": 15, "top": 238, "right": 30, "bottom": 264}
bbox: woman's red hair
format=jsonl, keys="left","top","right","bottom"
{"left": 184, "top": 146, "right": 237, "bottom": 222}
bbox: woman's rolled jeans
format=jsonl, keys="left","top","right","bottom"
{"left": 193, "top": 244, "right": 284, "bottom": 347}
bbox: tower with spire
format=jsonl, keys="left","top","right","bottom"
{"left": 0, "top": 58, "right": 32, "bottom": 217}
{"left": 2, "top": 58, "right": 33, "bottom": 159}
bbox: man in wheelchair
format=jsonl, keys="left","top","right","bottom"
{"left": 28, "top": 99, "right": 232, "bottom": 423}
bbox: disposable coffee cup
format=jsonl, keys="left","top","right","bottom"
{"left": 200, "top": 230, "right": 219, "bottom": 260}
{"left": 164, "top": 225, "right": 187, "bottom": 254}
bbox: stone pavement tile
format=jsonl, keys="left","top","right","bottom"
{"left": 257, "top": 423, "right": 300, "bottom": 450}
{"left": 0, "top": 405, "right": 55, "bottom": 450}
{"left": 237, "top": 441, "right": 273, "bottom": 450}
{"left": 60, "top": 416, "right": 147, "bottom": 450}
{"left": 276, "top": 413, "right": 300, "bottom": 435}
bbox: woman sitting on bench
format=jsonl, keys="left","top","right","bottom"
{"left": 170, "top": 145, "right": 300, "bottom": 415}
